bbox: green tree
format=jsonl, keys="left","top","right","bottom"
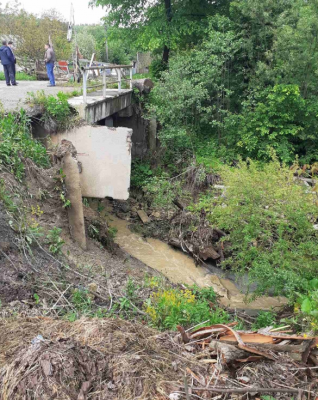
{"left": 91, "top": 0, "right": 231, "bottom": 63}
{"left": 149, "top": 16, "right": 242, "bottom": 147}
{"left": 74, "top": 26, "right": 98, "bottom": 60}
{"left": 0, "top": 4, "right": 71, "bottom": 60}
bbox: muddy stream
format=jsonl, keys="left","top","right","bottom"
{"left": 95, "top": 200, "right": 287, "bottom": 313}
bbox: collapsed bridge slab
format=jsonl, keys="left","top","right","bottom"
{"left": 51, "top": 125, "right": 132, "bottom": 200}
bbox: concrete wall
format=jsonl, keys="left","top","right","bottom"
{"left": 51, "top": 126, "right": 132, "bottom": 200}
{"left": 113, "top": 112, "right": 148, "bottom": 158}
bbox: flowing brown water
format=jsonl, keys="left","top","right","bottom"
{"left": 97, "top": 200, "right": 287, "bottom": 312}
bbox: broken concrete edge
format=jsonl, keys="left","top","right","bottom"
{"left": 68, "top": 90, "right": 133, "bottom": 124}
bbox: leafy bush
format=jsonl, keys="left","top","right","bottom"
{"left": 295, "top": 279, "right": 318, "bottom": 332}
{"left": 194, "top": 158, "right": 318, "bottom": 299}
{"left": 27, "top": 91, "right": 73, "bottom": 130}
{"left": 143, "top": 174, "right": 183, "bottom": 207}
{"left": 226, "top": 84, "right": 318, "bottom": 163}
{"left": 144, "top": 286, "right": 229, "bottom": 330}
{"left": 0, "top": 110, "right": 49, "bottom": 180}
{"left": 45, "top": 92, "right": 71, "bottom": 124}
{"left": 130, "top": 160, "right": 153, "bottom": 188}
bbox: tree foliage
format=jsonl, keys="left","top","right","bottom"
{"left": 91, "top": 0, "right": 231, "bottom": 62}
{"left": 0, "top": 3, "right": 71, "bottom": 60}
{"left": 74, "top": 27, "right": 98, "bottom": 60}
{"left": 149, "top": 0, "right": 318, "bottom": 164}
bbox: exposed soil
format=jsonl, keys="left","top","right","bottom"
{"left": 0, "top": 160, "right": 170, "bottom": 317}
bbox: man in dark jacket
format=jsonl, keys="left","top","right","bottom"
{"left": 8, "top": 41, "right": 17, "bottom": 81}
{"left": 0, "top": 40, "right": 17, "bottom": 86}
{"left": 44, "top": 43, "right": 56, "bottom": 87}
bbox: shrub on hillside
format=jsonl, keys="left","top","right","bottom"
{"left": 193, "top": 158, "right": 318, "bottom": 299}
{"left": 0, "top": 110, "right": 49, "bottom": 180}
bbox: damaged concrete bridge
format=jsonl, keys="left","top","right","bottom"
{"left": 1, "top": 65, "right": 155, "bottom": 202}
{"left": 68, "top": 65, "right": 134, "bottom": 125}
{"left": 55, "top": 66, "right": 156, "bottom": 201}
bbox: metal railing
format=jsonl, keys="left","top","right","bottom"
{"left": 82, "top": 64, "right": 133, "bottom": 103}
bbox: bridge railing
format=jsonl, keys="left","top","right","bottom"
{"left": 82, "top": 64, "right": 133, "bottom": 103}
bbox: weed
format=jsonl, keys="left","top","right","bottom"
{"left": 125, "top": 278, "right": 138, "bottom": 301}
{"left": 60, "top": 193, "right": 71, "bottom": 208}
{"left": 144, "top": 174, "right": 183, "bottom": 207}
{"left": 71, "top": 288, "right": 92, "bottom": 312}
{"left": 46, "top": 227, "right": 65, "bottom": 255}
{"left": 88, "top": 224, "right": 99, "bottom": 239}
{"left": 26, "top": 91, "right": 77, "bottom": 130}
{"left": 31, "top": 205, "right": 43, "bottom": 217}
{"left": 54, "top": 168, "right": 66, "bottom": 184}
{"left": 144, "top": 274, "right": 165, "bottom": 289}
{"left": 82, "top": 197, "right": 89, "bottom": 207}
{"left": 111, "top": 278, "right": 140, "bottom": 318}
{"left": 108, "top": 226, "right": 117, "bottom": 240}
{"left": 54, "top": 169, "right": 71, "bottom": 208}
{"left": 34, "top": 293, "right": 40, "bottom": 304}
{"left": 131, "top": 160, "right": 153, "bottom": 189}
{"left": 144, "top": 286, "right": 229, "bottom": 330}
{"left": 252, "top": 311, "right": 277, "bottom": 330}
{"left": 261, "top": 397, "right": 277, "bottom": 400}
{"left": 0, "top": 180, "right": 18, "bottom": 214}
{"left": 294, "top": 279, "right": 318, "bottom": 332}
{"left": 25, "top": 221, "right": 43, "bottom": 249}
{"left": 97, "top": 201, "right": 105, "bottom": 213}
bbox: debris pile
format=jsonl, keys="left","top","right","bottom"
{"left": 176, "top": 322, "right": 318, "bottom": 399}
{"left": 0, "top": 317, "right": 317, "bottom": 399}
{"left": 169, "top": 209, "right": 227, "bottom": 264}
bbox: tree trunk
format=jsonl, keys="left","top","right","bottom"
{"left": 162, "top": 0, "right": 172, "bottom": 63}
{"left": 162, "top": 45, "right": 170, "bottom": 63}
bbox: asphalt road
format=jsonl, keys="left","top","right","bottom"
{"left": 0, "top": 80, "right": 77, "bottom": 111}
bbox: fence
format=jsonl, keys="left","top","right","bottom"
{"left": 82, "top": 64, "right": 133, "bottom": 103}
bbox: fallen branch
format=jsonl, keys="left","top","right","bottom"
{"left": 182, "top": 387, "right": 301, "bottom": 394}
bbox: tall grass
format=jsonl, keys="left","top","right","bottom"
{"left": 0, "top": 71, "right": 36, "bottom": 81}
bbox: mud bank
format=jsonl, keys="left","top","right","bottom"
{"left": 92, "top": 200, "right": 288, "bottom": 313}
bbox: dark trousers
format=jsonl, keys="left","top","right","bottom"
{"left": 3, "top": 63, "right": 16, "bottom": 85}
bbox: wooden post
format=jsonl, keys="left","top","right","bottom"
{"left": 130, "top": 65, "right": 133, "bottom": 89}
{"left": 89, "top": 53, "right": 95, "bottom": 67}
{"left": 103, "top": 68, "right": 106, "bottom": 97}
{"left": 83, "top": 70, "right": 87, "bottom": 103}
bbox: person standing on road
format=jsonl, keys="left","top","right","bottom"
{"left": 7, "top": 41, "right": 17, "bottom": 82}
{"left": 44, "top": 43, "right": 56, "bottom": 87}
{"left": 0, "top": 40, "right": 17, "bottom": 86}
